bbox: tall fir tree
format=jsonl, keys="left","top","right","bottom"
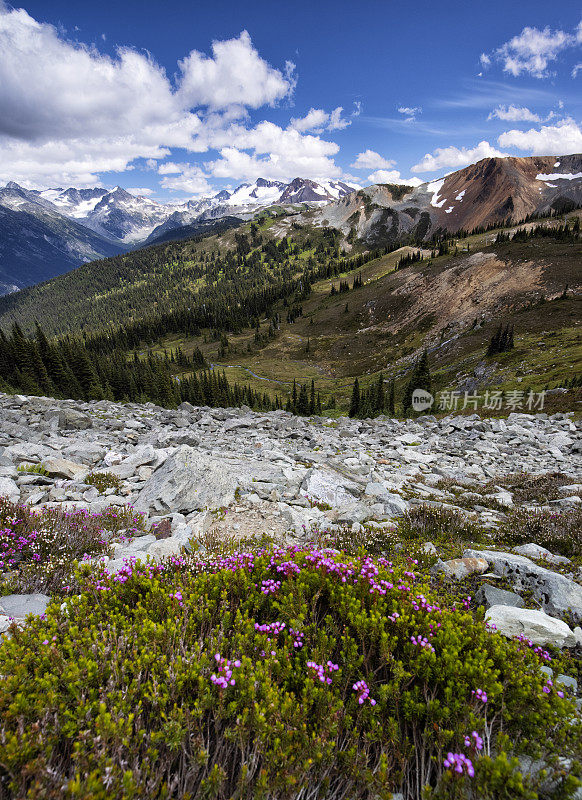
{"left": 349, "top": 377, "right": 360, "bottom": 418}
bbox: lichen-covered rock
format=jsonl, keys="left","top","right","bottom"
{"left": 433, "top": 556, "right": 488, "bottom": 580}
{"left": 465, "top": 548, "right": 582, "bottom": 621}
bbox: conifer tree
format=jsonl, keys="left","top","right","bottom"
{"left": 309, "top": 379, "right": 316, "bottom": 415}
{"left": 388, "top": 379, "right": 395, "bottom": 415}
{"left": 297, "top": 383, "right": 310, "bottom": 415}
{"left": 349, "top": 378, "right": 360, "bottom": 418}
{"left": 374, "top": 373, "right": 385, "bottom": 413}
{"left": 403, "top": 351, "right": 431, "bottom": 413}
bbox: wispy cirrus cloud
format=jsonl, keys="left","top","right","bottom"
{"left": 487, "top": 105, "right": 541, "bottom": 122}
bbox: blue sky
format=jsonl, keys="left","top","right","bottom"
{"left": 0, "top": 0, "right": 581, "bottom": 200}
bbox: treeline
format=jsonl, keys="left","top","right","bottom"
{"left": 349, "top": 352, "right": 431, "bottom": 419}
{"left": 0, "top": 324, "right": 283, "bottom": 413}
{"left": 286, "top": 379, "right": 325, "bottom": 416}
{"left": 0, "top": 226, "right": 385, "bottom": 341}
{"left": 495, "top": 219, "right": 581, "bottom": 244}
{"left": 330, "top": 272, "right": 363, "bottom": 295}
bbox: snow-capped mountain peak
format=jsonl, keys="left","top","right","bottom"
{"left": 1, "top": 176, "right": 356, "bottom": 249}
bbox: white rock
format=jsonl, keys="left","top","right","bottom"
{"left": 303, "top": 467, "right": 360, "bottom": 509}
{"left": 43, "top": 457, "right": 88, "bottom": 480}
{"left": 486, "top": 605, "right": 576, "bottom": 649}
{"left": 146, "top": 536, "right": 187, "bottom": 561}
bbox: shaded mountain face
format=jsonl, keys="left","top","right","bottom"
{"left": 315, "top": 155, "right": 582, "bottom": 247}
{"left": 0, "top": 203, "right": 123, "bottom": 294}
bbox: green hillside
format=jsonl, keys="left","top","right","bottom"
{"left": 0, "top": 209, "right": 580, "bottom": 417}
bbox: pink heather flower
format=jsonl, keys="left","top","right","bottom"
{"left": 307, "top": 660, "right": 338, "bottom": 685}
{"left": 410, "top": 634, "right": 435, "bottom": 653}
{"left": 472, "top": 688, "right": 487, "bottom": 703}
{"left": 210, "top": 653, "right": 241, "bottom": 688}
{"left": 465, "top": 731, "right": 483, "bottom": 751}
{"left": 352, "top": 679, "right": 376, "bottom": 706}
{"left": 444, "top": 752, "right": 475, "bottom": 778}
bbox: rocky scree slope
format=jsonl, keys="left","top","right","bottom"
{"left": 0, "top": 394, "right": 581, "bottom": 644}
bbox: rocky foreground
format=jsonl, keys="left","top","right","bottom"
{"left": 1, "top": 393, "right": 581, "bottom": 647}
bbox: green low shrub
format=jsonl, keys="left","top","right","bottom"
{"left": 497, "top": 506, "right": 582, "bottom": 558}
{"left": 492, "top": 473, "right": 577, "bottom": 505}
{"left": 0, "top": 546, "right": 579, "bottom": 799}
{"left": 16, "top": 463, "right": 48, "bottom": 476}
{"left": 397, "top": 504, "right": 488, "bottom": 549}
{"left": 316, "top": 522, "right": 400, "bottom": 556}
{"left": 85, "top": 471, "right": 122, "bottom": 493}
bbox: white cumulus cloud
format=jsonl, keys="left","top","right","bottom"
{"left": 204, "top": 121, "right": 343, "bottom": 182}
{"left": 498, "top": 118, "right": 582, "bottom": 154}
{"left": 177, "top": 31, "right": 295, "bottom": 110}
{"left": 125, "top": 187, "right": 155, "bottom": 196}
{"left": 350, "top": 150, "right": 395, "bottom": 170}
{"left": 0, "top": 5, "right": 343, "bottom": 190}
{"left": 289, "top": 106, "right": 351, "bottom": 133}
{"left": 482, "top": 22, "right": 582, "bottom": 79}
{"left": 367, "top": 169, "right": 423, "bottom": 186}
{"left": 411, "top": 141, "right": 508, "bottom": 173}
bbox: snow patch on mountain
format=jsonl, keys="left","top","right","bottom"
{"left": 427, "top": 179, "right": 446, "bottom": 208}
{"left": 536, "top": 172, "right": 582, "bottom": 182}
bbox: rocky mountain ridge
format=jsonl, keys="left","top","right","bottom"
{"left": 313, "top": 154, "right": 582, "bottom": 246}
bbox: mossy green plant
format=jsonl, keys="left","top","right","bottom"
{"left": 16, "top": 462, "right": 48, "bottom": 476}
{"left": 85, "top": 471, "right": 122, "bottom": 494}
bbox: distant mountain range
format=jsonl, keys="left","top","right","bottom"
{"left": 0, "top": 177, "right": 356, "bottom": 293}
{"left": 0, "top": 155, "right": 581, "bottom": 295}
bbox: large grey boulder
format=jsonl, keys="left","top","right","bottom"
{"left": 364, "top": 483, "right": 408, "bottom": 516}
{"left": 513, "top": 543, "right": 571, "bottom": 565}
{"left": 0, "top": 593, "right": 51, "bottom": 619}
{"left": 109, "top": 445, "right": 162, "bottom": 480}
{"left": 0, "top": 476, "right": 19, "bottom": 503}
{"left": 146, "top": 536, "right": 188, "bottom": 561}
{"left": 135, "top": 447, "right": 245, "bottom": 514}
{"left": 303, "top": 467, "right": 361, "bottom": 509}
{"left": 486, "top": 605, "right": 576, "bottom": 649}
{"left": 279, "top": 502, "right": 327, "bottom": 535}
{"left": 464, "top": 548, "right": 582, "bottom": 621}
{"left": 56, "top": 408, "right": 92, "bottom": 430}
{"left": 475, "top": 584, "right": 524, "bottom": 609}
{"left": 43, "top": 457, "right": 88, "bottom": 480}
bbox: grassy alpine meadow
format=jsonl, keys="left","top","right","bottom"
{"left": 0, "top": 543, "right": 580, "bottom": 800}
